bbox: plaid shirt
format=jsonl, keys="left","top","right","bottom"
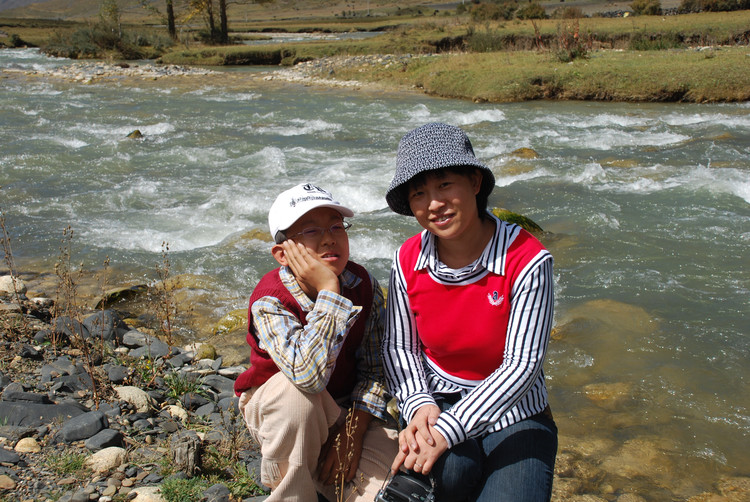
{"left": 251, "top": 266, "right": 389, "bottom": 421}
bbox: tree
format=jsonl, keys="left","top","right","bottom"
{"left": 166, "top": 0, "right": 176, "bottom": 40}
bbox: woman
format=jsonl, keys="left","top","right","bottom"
{"left": 382, "top": 123, "right": 557, "bottom": 501}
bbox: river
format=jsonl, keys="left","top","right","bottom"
{"left": 1, "top": 48, "right": 748, "bottom": 500}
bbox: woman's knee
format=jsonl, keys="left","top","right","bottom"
{"left": 433, "top": 441, "right": 483, "bottom": 500}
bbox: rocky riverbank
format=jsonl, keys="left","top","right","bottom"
{"left": 3, "top": 61, "right": 218, "bottom": 84}
{"left": 2, "top": 54, "right": 421, "bottom": 92}
{"left": 0, "top": 274, "right": 268, "bottom": 502}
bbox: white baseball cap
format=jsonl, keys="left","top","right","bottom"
{"left": 268, "top": 183, "right": 354, "bottom": 243}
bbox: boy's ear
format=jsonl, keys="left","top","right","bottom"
{"left": 271, "top": 244, "right": 288, "bottom": 267}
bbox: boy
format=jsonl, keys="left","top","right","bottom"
{"left": 234, "top": 183, "right": 397, "bottom": 502}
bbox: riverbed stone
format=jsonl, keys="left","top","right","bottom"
{"left": 14, "top": 437, "right": 41, "bottom": 453}
{"left": 82, "top": 310, "right": 125, "bottom": 343}
{"left": 0, "top": 448, "right": 21, "bottom": 464}
{"left": 0, "top": 400, "right": 87, "bottom": 427}
{"left": 202, "top": 482, "right": 231, "bottom": 502}
{"left": 85, "top": 446, "right": 127, "bottom": 474}
{"left": 0, "top": 275, "right": 26, "bottom": 295}
{"left": 114, "top": 386, "right": 153, "bottom": 413}
{"left": 107, "top": 364, "right": 130, "bottom": 384}
{"left": 57, "top": 410, "right": 108, "bottom": 443}
{"left": 129, "top": 486, "right": 164, "bottom": 502}
{"left": 85, "top": 428, "right": 125, "bottom": 451}
{"left": 0, "top": 474, "right": 17, "bottom": 490}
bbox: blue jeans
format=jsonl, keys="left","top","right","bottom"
{"left": 428, "top": 395, "right": 557, "bottom": 502}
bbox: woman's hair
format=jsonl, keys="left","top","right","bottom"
{"left": 404, "top": 165, "right": 490, "bottom": 220}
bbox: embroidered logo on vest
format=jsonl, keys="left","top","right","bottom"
{"left": 488, "top": 291, "right": 504, "bottom": 306}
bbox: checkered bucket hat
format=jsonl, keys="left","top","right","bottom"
{"left": 385, "top": 122, "right": 495, "bottom": 216}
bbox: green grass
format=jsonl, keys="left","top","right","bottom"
{"left": 323, "top": 45, "right": 750, "bottom": 103}
{"left": 43, "top": 450, "right": 90, "bottom": 478}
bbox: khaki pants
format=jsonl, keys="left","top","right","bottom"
{"left": 239, "top": 372, "right": 398, "bottom": 502}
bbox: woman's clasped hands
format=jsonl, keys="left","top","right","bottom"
{"left": 391, "top": 404, "right": 449, "bottom": 476}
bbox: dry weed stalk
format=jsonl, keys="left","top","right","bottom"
{"left": 334, "top": 408, "right": 364, "bottom": 502}
{"left": 0, "top": 207, "right": 27, "bottom": 334}
{"left": 153, "top": 241, "right": 177, "bottom": 349}
{"left": 54, "top": 226, "right": 101, "bottom": 403}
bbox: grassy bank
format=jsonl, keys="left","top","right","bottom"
{"left": 323, "top": 46, "right": 750, "bottom": 102}
{"left": 3, "top": 9, "right": 750, "bottom": 103}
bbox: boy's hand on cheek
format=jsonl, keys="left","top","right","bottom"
{"left": 282, "top": 241, "right": 339, "bottom": 297}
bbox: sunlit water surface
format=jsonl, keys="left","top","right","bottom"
{"left": 1, "top": 48, "right": 748, "bottom": 500}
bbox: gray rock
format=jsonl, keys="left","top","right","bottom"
{"left": 202, "top": 374, "right": 235, "bottom": 395}
{"left": 40, "top": 356, "right": 77, "bottom": 383}
{"left": 202, "top": 483, "right": 231, "bottom": 502}
{"left": 107, "top": 364, "right": 130, "bottom": 384}
{"left": 57, "top": 410, "right": 108, "bottom": 443}
{"left": 129, "top": 337, "right": 170, "bottom": 359}
{"left": 52, "top": 372, "right": 94, "bottom": 394}
{"left": 194, "top": 402, "right": 216, "bottom": 417}
{"left": 0, "top": 448, "right": 21, "bottom": 464}
{"left": 0, "top": 400, "right": 87, "bottom": 427}
{"left": 0, "top": 371, "right": 11, "bottom": 390}
{"left": 82, "top": 310, "right": 125, "bottom": 343}
{"left": 1, "top": 389, "right": 52, "bottom": 404}
{"left": 33, "top": 329, "right": 51, "bottom": 344}
{"left": 0, "top": 425, "right": 36, "bottom": 442}
{"left": 98, "top": 402, "right": 121, "bottom": 419}
{"left": 121, "top": 330, "right": 152, "bottom": 348}
{"left": 54, "top": 316, "right": 90, "bottom": 339}
{"left": 85, "top": 428, "right": 124, "bottom": 451}
{"left": 180, "top": 393, "right": 210, "bottom": 411}
{"left": 19, "top": 344, "right": 42, "bottom": 360}
{"left": 167, "top": 352, "right": 193, "bottom": 368}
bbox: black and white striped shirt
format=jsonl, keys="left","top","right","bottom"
{"left": 383, "top": 215, "right": 554, "bottom": 447}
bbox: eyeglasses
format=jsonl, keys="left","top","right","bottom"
{"left": 287, "top": 221, "right": 351, "bottom": 241}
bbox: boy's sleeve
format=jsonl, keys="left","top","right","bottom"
{"left": 351, "top": 276, "right": 390, "bottom": 421}
{"left": 252, "top": 291, "right": 361, "bottom": 394}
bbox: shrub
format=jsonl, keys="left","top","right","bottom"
{"left": 629, "top": 32, "right": 684, "bottom": 49}
{"left": 631, "top": 0, "right": 663, "bottom": 14}
{"left": 470, "top": 1, "right": 518, "bottom": 21}
{"left": 678, "top": 0, "right": 750, "bottom": 11}
{"left": 517, "top": 2, "right": 547, "bottom": 19}
{"left": 555, "top": 19, "right": 590, "bottom": 62}
{"left": 466, "top": 27, "right": 511, "bottom": 51}
{"left": 551, "top": 6, "right": 584, "bottom": 18}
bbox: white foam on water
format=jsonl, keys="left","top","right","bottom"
{"left": 587, "top": 212, "right": 621, "bottom": 230}
{"left": 93, "top": 121, "right": 176, "bottom": 140}
{"left": 236, "top": 146, "right": 288, "bottom": 178}
{"left": 253, "top": 118, "right": 341, "bottom": 137}
{"left": 349, "top": 233, "right": 403, "bottom": 261}
{"left": 558, "top": 129, "right": 690, "bottom": 150}
{"left": 173, "top": 146, "right": 229, "bottom": 165}
{"left": 201, "top": 91, "right": 261, "bottom": 102}
{"left": 335, "top": 183, "right": 391, "bottom": 214}
{"left": 493, "top": 166, "right": 552, "bottom": 188}
{"left": 404, "top": 103, "right": 432, "bottom": 123}
{"left": 682, "top": 164, "right": 750, "bottom": 204}
{"left": 438, "top": 108, "right": 506, "bottom": 126}
{"left": 51, "top": 137, "right": 88, "bottom": 149}
{"left": 662, "top": 111, "right": 750, "bottom": 129}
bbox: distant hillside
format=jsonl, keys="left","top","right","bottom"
{"left": 0, "top": 0, "right": 655, "bottom": 21}
{"left": 0, "top": 0, "right": 40, "bottom": 12}
{"left": 0, "top": 0, "right": 445, "bottom": 21}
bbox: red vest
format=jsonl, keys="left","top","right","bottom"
{"left": 233, "top": 261, "right": 373, "bottom": 398}
{"left": 398, "top": 229, "right": 545, "bottom": 382}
